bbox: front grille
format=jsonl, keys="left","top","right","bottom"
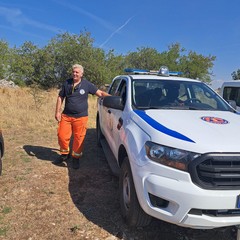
{"left": 189, "top": 208, "right": 240, "bottom": 217}
{"left": 189, "top": 153, "right": 240, "bottom": 190}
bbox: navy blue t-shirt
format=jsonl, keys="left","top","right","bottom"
{"left": 59, "top": 78, "right": 98, "bottom": 117}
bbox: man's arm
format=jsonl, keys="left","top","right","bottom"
{"left": 55, "top": 96, "right": 64, "bottom": 122}
{"left": 95, "top": 89, "right": 111, "bottom": 97}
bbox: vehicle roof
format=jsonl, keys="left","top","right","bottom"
{"left": 221, "top": 80, "right": 240, "bottom": 87}
{"left": 116, "top": 74, "right": 202, "bottom": 83}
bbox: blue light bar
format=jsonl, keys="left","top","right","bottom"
{"left": 124, "top": 68, "right": 150, "bottom": 74}
{"left": 124, "top": 67, "right": 183, "bottom": 76}
{"left": 169, "top": 71, "right": 183, "bottom": 76}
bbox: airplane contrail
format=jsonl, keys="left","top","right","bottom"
{"left": 100, "top": 16, "right": 134, "bottom": 48}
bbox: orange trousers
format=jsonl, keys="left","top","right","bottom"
{"left": 58, "top": 114, "right": 88, "bottom": 158}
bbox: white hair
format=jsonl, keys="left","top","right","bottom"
{"left": 72, "top": 64, "right": 84, "bottom": 72}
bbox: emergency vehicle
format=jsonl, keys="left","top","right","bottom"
{"left": 96, "top": 66, "right": 240, "bottom": 229}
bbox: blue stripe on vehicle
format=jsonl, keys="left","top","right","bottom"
{"left": 134, "top": 110, "right": 195, "bottom": 143}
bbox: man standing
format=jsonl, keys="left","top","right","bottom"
{"left": 54, "top": 64, "right": 109, "bottom": 169}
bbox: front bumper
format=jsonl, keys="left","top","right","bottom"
{"left": 132, "top": 161, "right": 240, "bottom": 229}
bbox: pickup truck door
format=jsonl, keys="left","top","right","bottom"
{"left": 104, "top": 79, "right": 127, "bottom": 158}
{"left": 100, "top": 78, "right": 121, "bottom": 149}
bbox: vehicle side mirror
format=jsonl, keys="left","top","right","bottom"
{"left": 103, "top": 96, "right": 124, "bottom": 110}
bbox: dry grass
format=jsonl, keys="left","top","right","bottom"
{"left": 0, "top": 87, "right": 97, "bottom": 131}
{"left": 0, "top": 88, "right": 55, "bottom": 131}
{"left": 0, "top": 87, "right": 236, "bottom": 240}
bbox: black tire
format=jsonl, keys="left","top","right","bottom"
{"left": 119, "top": 157, "right": 151, "bottom": 227}
{"left": 0, "top": 149, "right": 2, "bottom": 176}
{"left": 96, "top": 116, "right": 104, "bottom": 147}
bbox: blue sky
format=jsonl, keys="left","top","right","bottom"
{"left": 0, "top": 0, "right": 240, "bottom": 83}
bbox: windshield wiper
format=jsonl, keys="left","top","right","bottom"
{"left": 144, "top": 106, "right": 190, "bottom": 110}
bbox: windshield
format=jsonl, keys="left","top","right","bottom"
{"left": 132, "top": 79, "right": 233, "bottom": 111}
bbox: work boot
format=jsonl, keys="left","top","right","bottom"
{"left": 53, "top": 154, "right": 68, "bottom": 165}
{"left": 72, "top": 157, "right": 80, "bottom": 169}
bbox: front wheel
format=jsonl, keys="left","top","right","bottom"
{"left": 119, "top": 157, "right": 151, "bottom": 227}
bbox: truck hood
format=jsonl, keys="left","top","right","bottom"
{"left": 132, "top": 109, "right": 240, "bottom": 153}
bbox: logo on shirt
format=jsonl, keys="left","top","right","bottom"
{"left": 79, "top": 89, "right": 85, "bottom": 95}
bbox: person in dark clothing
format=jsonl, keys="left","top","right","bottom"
{"left": 53, "top": 64, "right": 109, "bottom": 169}
{"left": 161, "top": 83, "right": 183, "bottom": 106}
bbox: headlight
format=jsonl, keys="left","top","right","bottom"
{"left": 145, "top": 141, "right": 201, "bottom": 171}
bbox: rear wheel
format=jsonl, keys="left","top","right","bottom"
{"left": 119, "top": 157, "right": 151, "bottom": 227}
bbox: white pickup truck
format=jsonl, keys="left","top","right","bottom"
{"left": 220, "top": 80, "right": 240, "bottom": 112}
{"left": 96, "top": 66, "right": 240, "bottom": 229}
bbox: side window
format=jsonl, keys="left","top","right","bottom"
{"left": 118, "top": 80, "right": 127, "bottom": 107}
{"left": 109, "top": 78, "right": 121, "bottom": 95}
{"left": 223, "top": 87, "right": 240, "bottom": 106}
{"left": 223, "top": 87, "right": 230, "bottom": 100}
{"left": 237, "top": 88, "right": 240, "bottom": 106}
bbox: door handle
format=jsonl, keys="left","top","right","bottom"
{"left": 117, "top": 117, "right": 123, "bottom": 130}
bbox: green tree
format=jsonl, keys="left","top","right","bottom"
{"left": 10, "top": 41, "right": 39, "bottom": 86}
{"left": 105, "top": 49, "right": 125, "bottom": 83}
{"left": 124, "top": 47, "right": 160, "bottom": 70}
{"left": 231, "top": 69, "right": 240, "bottom": 80}
{"left": 159, "top": 43, "right": 185, "bottom": 71}
{"left": 1, "top": 32, "right": 217, "bottom": 89}
{"left": 46, "top": 31, "right": 110, "bottom": 87}
{"left": 123, "top": 43, "right": 215, "bottom": 82}
{"left": 179, "top": 51, "right": 216, "bottom": 82}
{"left": 0, "top": 40, "right": 11, "bottom": 80}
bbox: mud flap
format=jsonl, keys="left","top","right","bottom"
{"left": 236, "top": 225, "right": 240, "bottom": 240}
{"left": 100, "top": 138, "right": 120, "bottom": 176}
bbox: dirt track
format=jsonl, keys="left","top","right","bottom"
{"left": 0, "top": 127, "right": 237, "bottom": 240}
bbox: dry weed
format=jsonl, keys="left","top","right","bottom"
{"left": 0, "top": 87, "right": 97, "bottom": 131}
